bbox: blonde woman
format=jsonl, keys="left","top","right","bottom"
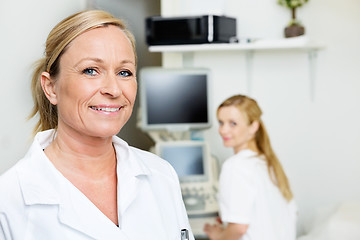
{"left": 0, "top": 10, "right": 194, "bottom": 240}
{"left": 204, "top": 95, "right": 297, "bottom": 240}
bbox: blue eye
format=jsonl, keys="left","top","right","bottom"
{"left": 118, "top": 70, "right": 132, "bottom": 77}
{"left": 82, "top": 68, "right": 98, "bottom": 76}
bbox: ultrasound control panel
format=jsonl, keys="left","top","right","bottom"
{"left": 181, "top": 183, "right": 218, "bottom": 215}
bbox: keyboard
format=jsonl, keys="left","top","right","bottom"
{"left": 181, "top": 183, "right": 218, "bottom": 215}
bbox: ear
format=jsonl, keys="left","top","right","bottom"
{"left": 249, "top": 120, "right": 260, "bottom": 135}
{"left": 41, "top": 72, "right": 58, "bottom": 105}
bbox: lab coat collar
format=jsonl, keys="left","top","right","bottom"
{"left": 16, "top": 129, "right": 151, "bottom": 239}
{"left": 17, "top": 130, "right": 152, "bottom": 204}
{"left": 112, "top": 134, "right": 151, "bottom": 177}
{"left": 235, "top": 149, "right": 258, "bottom": 158}
{"left": 16, "top": 129, "right": 62, "bottom": 205}
{"left": 235, "top": 149, "right": 266, "bottom": 163}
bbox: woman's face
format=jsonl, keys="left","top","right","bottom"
{"left": 44, "top": 25, "right": 137, "bottom": 138}
{"left": 217, "top": 105, "right": 257, "bottom": 153}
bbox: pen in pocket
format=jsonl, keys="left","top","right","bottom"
{"left": 181, "top": 229, "right": 189, "bottom": 240}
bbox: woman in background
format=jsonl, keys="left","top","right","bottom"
{"left": 0, "top": 10, "right": 193, "bottom": 240}
{"left": 204, "top": 94, "right": 297, "bottom": 240}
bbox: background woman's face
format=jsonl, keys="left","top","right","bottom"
{"left": 51, "top": 25, "right": 137, "bottom": 138}
{"left": 217, "top": 106, "right": 255, "bottom": 153}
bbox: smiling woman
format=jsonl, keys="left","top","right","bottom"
{"left": 0, "top": 10, "right": 194, "bottom": 240}
{"left": 204, "top": 94, "right": 297, "bottom": 240}
{"left": 41, "top": 25, "right": 137, "bottom": 139}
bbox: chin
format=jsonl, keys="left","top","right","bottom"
{"left": 86, "top": 125, "right": 123, "bottom": 139}
{"left": 89, "top": 119, "right": 127, "bottom": 136}
{"left": 223, "top": 142, "right": 233, "bottom": 148}
{"left": 103, "top": 127, "right": 122, "bottom": 137}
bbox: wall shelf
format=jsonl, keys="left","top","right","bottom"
{"left": 149, "top": 37, "right": 324, "bottom": 53}
{"left": 148, "top": 37, "right": 325, "bottom": 100}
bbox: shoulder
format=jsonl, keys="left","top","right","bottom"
{"left": 222, "top": 151, "right": 259, "bottom": 172}
{"left": 0, "top": 165, "right": 19, "bottom": 191}
{"left": 0, "top": 159, "right": 23, "bottom": 193}
{"left": 0, "top": 162, "right": 25, "bottom": 212}
{"left": 221, "top": 150, "right": 265, "bottom": 183}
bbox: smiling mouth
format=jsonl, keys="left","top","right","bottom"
{"left": 90, "top": 106, "right": 121, "bottom": 112}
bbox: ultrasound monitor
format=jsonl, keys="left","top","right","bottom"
{"left": 155, "top": 141, "right": 210, "bottom": 183}
{"left": 139, "top": 67, "right": 212, "bottom": 132}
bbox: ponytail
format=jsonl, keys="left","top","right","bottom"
{"left": 256, "top": 120, "right": 293, "bottom": 201}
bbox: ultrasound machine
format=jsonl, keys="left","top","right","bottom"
{"left": 139, "top": 67, "right": 219, "bottom": 237}
{"left": 155, "top": 141, "right": 219, "bottom": 237}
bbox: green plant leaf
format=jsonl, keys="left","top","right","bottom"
{"left": 278, "top": 0, "right": 309, "bottom": 8}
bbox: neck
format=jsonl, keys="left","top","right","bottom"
{"left": 44, "top": 127, "right": 116, "bottom": 179}
{"left": 234, "top": 139, "right": 259, "bottom": 154}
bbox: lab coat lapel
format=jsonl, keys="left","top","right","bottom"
{"left": 115, "top": 141, "right": 151, "bottom": 221}
{"left": 118, "top": 172, "right": 140, "bottom": 217}
{"left": 147, "top": 174, "right": 181, "bottom": 239}
{"left": 17, "top": 137, "right": 62, "bottom": 206}
{"left": 57, "top": 187, "right": 130, "bottom": 240}
{"left": 115, "top": 140, "right": 187, "bottom": 239}
{"left": 17, "top": 131, "right": 130, "bottom": 240}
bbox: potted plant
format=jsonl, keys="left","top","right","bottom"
{"left": 278, "top": 0, "right": 309, "bottom": 38}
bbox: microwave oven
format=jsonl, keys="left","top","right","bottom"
{"left": 146, "top": 15, "right": 237, "bottom": 45}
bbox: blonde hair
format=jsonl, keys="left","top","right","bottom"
{"left": 29, "top": 10, "right": 137, "bottom": 134}
{"left": 217, "top": 95, "right": 294, "bottom": 202}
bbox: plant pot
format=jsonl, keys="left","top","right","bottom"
{"left": 284, "top": 24, "right": 305, "bottom": 38}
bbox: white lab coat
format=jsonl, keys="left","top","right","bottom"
{"left": 218, "top": 149, "right": 297, "bottom": 240}
{"left": 0, "top": 130, "right": 194, "bottom": 240}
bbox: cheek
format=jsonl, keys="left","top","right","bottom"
{"left": 122, "top": 80, "right": 137, "bottom": 103}
{"left": 60, "top": 78, "right": 96, "bottom": 103}
{"left": 234, "top": 128, "right": 246, "bottom": 138}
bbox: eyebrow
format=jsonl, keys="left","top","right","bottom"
{"left": 74, "top": 57, "right": 104, "bottom": 68}
{"left": 74, "top": 57, "right": 135, "bottom": 68}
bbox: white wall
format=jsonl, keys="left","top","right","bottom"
{"left": 161, "top": 0, "right": 360, "bottom": 236}
{"left": 0, "top": 0, "right": 87, "bottom": 173}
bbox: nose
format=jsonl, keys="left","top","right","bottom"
{"left": 218, "top": 124, "right": 229, "bottom": 135}
{"left": 100, "top": 74, "right": 122, "bottom": 98}
{"left": 218, "top": 125, "right": 225, "bottom": 135}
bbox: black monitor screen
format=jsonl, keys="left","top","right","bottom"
{"left": 140, "top": 68, "right": 211, "bottom": 131}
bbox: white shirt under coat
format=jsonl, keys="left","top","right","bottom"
{"left": 218, "top": 149, "right": 297, "bottom": 240}
{"left": 0, "top": 130, "right": 194, "bottom": 240}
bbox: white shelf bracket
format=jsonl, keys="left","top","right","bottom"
{"left": 245, "top": 50, "right": 254, "bottom": 95}
{"left": 308, "top": 50, "right": 318, "bottom": 101}
{"left": 183, "top": 52, "right": 195, "bottom": 68}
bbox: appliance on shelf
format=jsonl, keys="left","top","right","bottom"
{"left": 146, "top": 15, "right": 237, "bottom": 45}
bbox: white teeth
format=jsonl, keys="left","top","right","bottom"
{"left": 91, "top": 106, "right": 120, "bottom": 112}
